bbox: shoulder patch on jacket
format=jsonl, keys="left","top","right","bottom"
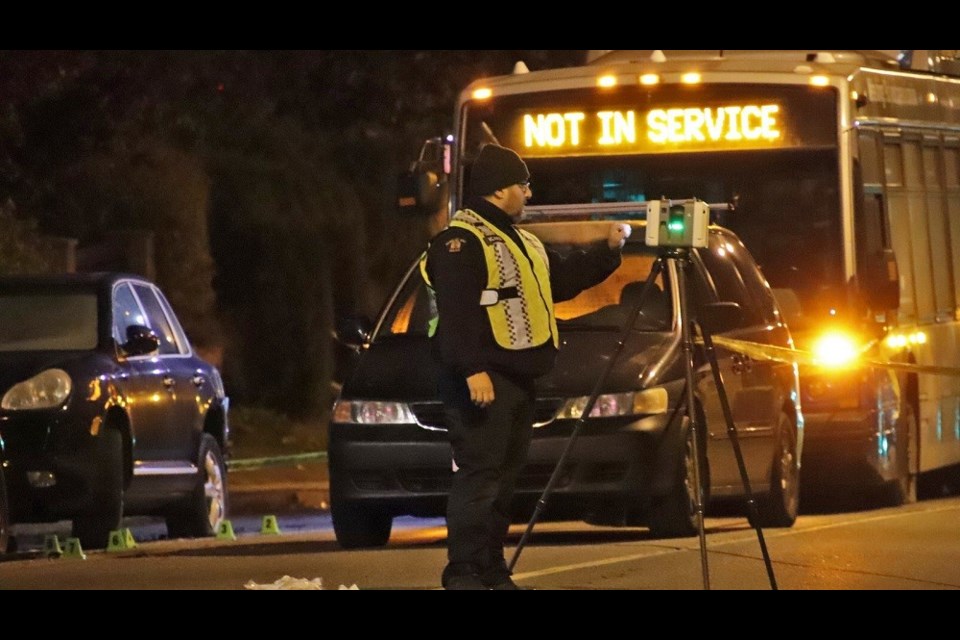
{"left": 445, "top": 237, "right": 466, "bottom": 253}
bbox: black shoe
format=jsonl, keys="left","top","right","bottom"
{"left": 484, "top": 575, "right": 534, "bottom": 590}
{"left": 443, "top": 573, "right": 487, "bottom": 590}
{"left": 442, "top": 564, "right": 488, "bottom": 590}
{"left": 479, "top": 566, "right": 534, "bottom": 590}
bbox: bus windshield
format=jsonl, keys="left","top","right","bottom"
{"left": 461, "top": 83, "right": 843, "bottom": 327}
{"left": 523, "top": 149, "right": 844, "bottom": 325}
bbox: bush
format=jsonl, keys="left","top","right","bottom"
{"left": 229, "top": 404, "right": 327, "bottom": 459}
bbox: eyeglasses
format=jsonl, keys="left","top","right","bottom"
{"left": 517, "top": 181, "right": 531, "bottom": 190}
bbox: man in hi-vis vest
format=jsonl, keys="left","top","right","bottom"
{"left": 422, "top": 144, "right": 630, "bottom": 589}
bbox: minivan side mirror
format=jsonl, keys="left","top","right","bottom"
{"left": 335, "top": 315, "right": 373, "bottom": 349}
{"left": 771, "top": 288, "right": 803, "bottom": 329}
{"left": 122, "top": 324, "right": 161, "bottom": 357}
{"left": 698, "top": 302, "right": 743, "bottom": 335}
{"left": 860, "top": 248, "right": 900, "bottom": 311}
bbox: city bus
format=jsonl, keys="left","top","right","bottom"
{"left": 404, "top": 50, "right": 960, "bottom": 506}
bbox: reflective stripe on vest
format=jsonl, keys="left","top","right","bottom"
{"left": 421, "top": 209, "right": 558, "bottom": 350}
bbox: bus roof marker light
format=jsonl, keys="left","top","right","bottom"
{"left": 681, "top": 72, "right": 701, "bottom": 85}
{"left": 472, "top": 87, "right": 492, "bottom": 101}
{"left": 810, "top": 75, "right": 830, "bottom": 87}
{"left": 597, "top": 75, "right": 618, "bottom": 88}
{"left": 640, "top": 73, "right": 660, "bottom": 86}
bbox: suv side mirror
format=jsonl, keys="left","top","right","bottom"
{"left": 397, "top": 136, "right": 450, "bottom": 216}
{"left": 698, "top": 302, "right": 743, "bottom": 335}
{"left": 122, "top": 324, "right": 160, "bottom": 356}
{"left": 860, "top": 248, "right": 900, "bottom": 311}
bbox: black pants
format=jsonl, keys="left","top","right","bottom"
{"left": 439, "top": 370, "right": 536, "bottom": 578}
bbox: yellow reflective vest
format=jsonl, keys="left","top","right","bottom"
{"left": 421, "top": 209, "right": 559, "bottom": 350}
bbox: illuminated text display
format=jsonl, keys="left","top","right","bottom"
{"left": 519, "top": 104, "right": 785, "bottom": 155}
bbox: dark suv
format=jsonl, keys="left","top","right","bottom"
{"left": 0, "top": 273, "right": 230, "bottom": 549}
{"left": 330, "top": 220, "right": 803, "bottom": 548}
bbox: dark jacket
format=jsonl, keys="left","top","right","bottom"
{"left": 425, "top": 197, "right": 621, "bottom": 380}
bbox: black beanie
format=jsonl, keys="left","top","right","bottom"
{"left": 468, "top": 144, "right": 530, "bottom": 196}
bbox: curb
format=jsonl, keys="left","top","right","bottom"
{"left": 230, "top": 483, "right": 330, "bottom": 515}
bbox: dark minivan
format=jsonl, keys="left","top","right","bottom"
{"left": 330, "top": 219, "right": 803, "bottom": 548}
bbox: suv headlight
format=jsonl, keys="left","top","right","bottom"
{"left": 557, "top": 387, "right": 668, "bottom": 419}
{"left": 2, "top": 368, "right": 73, "bottom": 410}
{"left": 332, "top": 400, "right": 416, "bottom": 425}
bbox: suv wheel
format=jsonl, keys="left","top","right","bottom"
{"left": 166, "top": 434, "right": 228, "bottom": 539}
{"left": 72, "top": 428, "right": 124, "bottom": 549}
{"left": 331, "top": 502, "right": 392, "bottom": 548}
{"left": 756, "top": 410, "right": 799, "bottom": 527}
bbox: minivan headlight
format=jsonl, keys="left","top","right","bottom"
{"left": 557, "top": 387, "right": 668, "bottom": 419}
{"left": 2, "top": 368, "right": 73, "bottom": 410}
{"left": 332, "top": 400, "right": 416, "bottom": 425}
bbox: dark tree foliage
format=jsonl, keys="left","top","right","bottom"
{"left": 0, "top": 50, "right": 586, "bottom": 421}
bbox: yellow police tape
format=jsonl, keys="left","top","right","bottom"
{"left": 706, "top": 335, "right": 960, "bottom": 377}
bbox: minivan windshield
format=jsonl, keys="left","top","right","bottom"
{"left": 376, "top": 231, "right": 670, "bottom": 341}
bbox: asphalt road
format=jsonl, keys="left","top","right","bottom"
{"left": 3, "top": 495, "right": 959, "bottom": 590}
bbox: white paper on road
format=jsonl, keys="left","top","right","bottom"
{"left": 244, "top": 575, "right": 360, "bottom": 590}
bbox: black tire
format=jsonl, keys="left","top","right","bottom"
{"left": 72, "top": 428, "right": 124, "bottom": 549}
{"left": 0, "top": 468, "right": 10, "bottom": 555}
{"left": 756, "top": 410, "right": 799, "bottom": 528}
{"left": 331, "top": 502, "right": 392, "bottom": 549}
{"left": 648, "top": 421, "right": 706, "bottom": 538}
{"left": 166, "top": 434, "right": 228, "bottom": 539}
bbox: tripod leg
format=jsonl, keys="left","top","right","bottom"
{"left": 699, "top": 327, "right": 779, "bottom": 590}
{"left": 675, "top": 254, "right": 711, "bottom": 590}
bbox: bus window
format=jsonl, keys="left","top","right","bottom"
{"left": 903, "top": 139, "right": 936, "bottom": 322}
{"left": 859, "top": 130, "right": 882, "bottom": 186}
{"left": 946, "top": 141, "right": 960, "bottom": 309}
{"left": 855, "top": 130, "right": 890, "bottom": 298}
{"left": 922, "top": 141, "right": 955, "bottom": 318}
{"left": 883, "top": 137, "right": 918, "bottom": 322}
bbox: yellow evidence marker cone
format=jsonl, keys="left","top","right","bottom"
{"left": 216, "top": 520, "right": 237, "bottom": 540}
{"left": 260, "top": 515, "right": 282, "bottom": 535}
{"left": 62, "top": 537, "right": 87, "bottom": 560}
{"left": 43, "top": 534, "right": 64, "bottom": 558}
{"left": 107, "top": 528, "right": 138, "bottom": 552}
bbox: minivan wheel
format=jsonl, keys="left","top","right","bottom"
{"left": 166, "top": 434, "right": 228, "bottom": 539}
{"left": 72, "top": 428, "right": 124, "bottom": 549}
{"left": 331, "top": 502, "right": 392, "bottom": 549}
{"left": 756, "top": 410, "right": 799, "bottom": 528}
{"left": 648, "top": 422, "right": 705, "bottom": 538}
